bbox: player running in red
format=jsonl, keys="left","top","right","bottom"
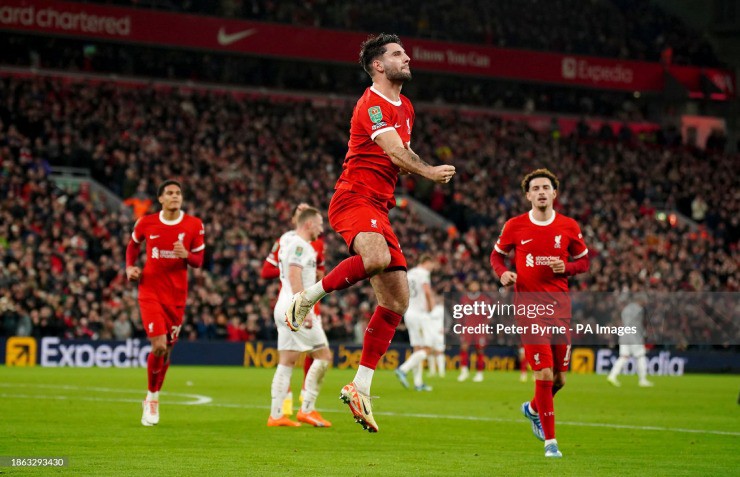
{"left": 261, "top": 203, "right": 325, "bottom": 417}
{"left": 284, "top": 33, "right": 456, "bottom": 432}
{"left": 126, "top": 180, "right": 205, "bottom": 426}
{"left": 457, "top": 280, "right": 490, "bottom": 383}
{"left": 490, "top": 169, "right": 589, "bottom": 458}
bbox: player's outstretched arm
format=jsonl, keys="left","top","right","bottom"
{"left": 375, "top": 130, "right": 455, "bottom": 183}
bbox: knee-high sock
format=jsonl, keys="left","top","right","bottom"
{"left": 354, "top": 306, "right": 402, "bottom": 394}
{"left": 475, "top": 344, "right": 485, "bottom": 371}
{"left": 608, "top": 357, "right": 628, "bottom": 380}
{"left": 636, "top": 356, "right": 648, "bottom": 382}
{"left": 147, "top": 353, "right": 165, "bottom": 393}
{"left": 427, "top": 354, "right": 437, "bottom": 374}
{"left": 535, "top": 380, "right": 555, "bottom": 440}
{"left": 399, "top": 349, "right": 428, "bottom": 374}
{"left": 154, "top": 359, "right": 170, "bottom": 392}
{"left": 302, "top": 355, "right": 314, "bottom": 390}
{"left": 320, "top": 255, "right": 369, "bottom": 293}
{"left": 413, "top": 362, "right": 424, "bottom": 387}
{"left": 437, "top": 354, "right": 446, "bottom": 377}
{"left": 270, "top": 364, "right": 293, "bottom": 419}
{"left": 301, "top": 359, "right": 329, "bottom": 413}
{"left": 460, "top": 349, "right": 469, "bottom": 368}
{"left": 359, "top": 306, "right": 402, "bottom": 370}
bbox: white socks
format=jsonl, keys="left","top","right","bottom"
{"left": 436, "top": 354, "right": 446, "bottom": 377}
{"left": 303, "top": 281, "right": 327, "bottom": 303}
{"left": 146, "top": 391, "right": 159, "bottom": 401}
{"left": 270, "top": 364, "right": 293, "bottom": 419}
{"left": 301, "top": 359, "right": 329, "bottom": 413}
{"left": 399, "top": 350, "right": 428, "bottom": 374}
{"left": 636, "top": 356, "right": 648, "bottom": 382}
{"left": 608, "top": 357, "right": 628, "bottom": 380}
{"left": 353, "top": 365, "right": 374, "bottom": 395}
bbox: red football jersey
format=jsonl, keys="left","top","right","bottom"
{"left": 494, "top": 210, "right": 587, "bottom": 293}
{"left": 132, "top": 211, "right": 205, "bottom": 305}
{"left": 336, "top": 86, "right": 415, "bottom": 201}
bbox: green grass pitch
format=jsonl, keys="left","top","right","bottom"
{"left": 1, "top": 366, "right": 738, "bottom": 476}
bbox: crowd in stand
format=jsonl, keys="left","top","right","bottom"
{"left": 1, "top": 75, "right": 737, "bottom": 346}
{"left": 89, "top": 0, "right": 721, "bottom": 66}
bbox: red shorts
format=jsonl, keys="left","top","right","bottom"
{"left": 328, "top": 188, "right": 407, "bottom": 272}
{"left": 139, "top": 299, "right": 185, "bottom": 345}
{"left": 523, "top": 344, "right": 571, "bottom": 372}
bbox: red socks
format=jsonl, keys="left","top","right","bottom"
{"left": 460, "top": 349, "right": 469, "bottom": 368}
{"left": 475, "top": 345, "right": 485, "bottom": 371}
{"left": 147, "top": 353, "right": 165, "bottom": 393}
{"left": 321, "top": 255, "right": 369, "bottom": 292}
{"left": 155, "top": 360, "right": 170, "bottom": 392}
{"left": 534, "top": 380, "right": 555, "bottom": 440}
{"left": 359, "top": 306, "right": 402, "bottom": 369}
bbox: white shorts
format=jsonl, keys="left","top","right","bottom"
{"left": 618, "top": 344, "right": 647, "bottom": 358}
{"left": 274, "top": 305, "right": 328, "bottom": 352}
{"left": 424, "top": 320, "right": 445, "bottom": 351}
{"left": 404, "top": 309, "right": 430, "bottom": 348}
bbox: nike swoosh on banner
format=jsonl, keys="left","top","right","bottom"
{"left": 217, "top": 27, "right": 257, "bottom": 46}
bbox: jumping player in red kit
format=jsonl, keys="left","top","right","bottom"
{"left": 126, "top": 180, "right": 205, "bottom": 426}
{"left": 284, "top": 33, "right": 456, "bottom": 432}
{"left": 490, "top": 169, "right": 589, "bottom": 458}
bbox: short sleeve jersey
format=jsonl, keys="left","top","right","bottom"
{"left": 336, "top": 86, "right": 415, "bottom": 201}
{"left": 277, "top": 232, "right": 318, "bottom": 301}
{"left": 131, "top": 211, "right": 205, "bottom": 305}
{"left": 407, "top": 266, "right": 431, "bottom": 313}
{"left": 494, "top": 210, "right": 587, "bottom": 293}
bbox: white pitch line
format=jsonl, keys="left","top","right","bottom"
{"left": 2, "top": 384, "right": 737, "bottom": 437}
{"left": 0, "top": 382, "right": 212, "bottom": 405}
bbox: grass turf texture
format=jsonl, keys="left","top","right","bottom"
{"left": 1, "top": 366, "right": 738, "bottom": 476}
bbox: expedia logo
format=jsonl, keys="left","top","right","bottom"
{"left": 562, "top": 57, "right": 577, "bottom": 79}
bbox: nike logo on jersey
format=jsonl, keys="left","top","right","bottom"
{"left": 150, "top": 235, "right": 160, "bottom": 239}
{"left": 521, "top": 239, "right": 533, "bottom": 244}
{"left": 394, "top": 123, "right": 401, "bottom": 128}
{"left": 217, "top": 27, "right": 257, "bottom": 46}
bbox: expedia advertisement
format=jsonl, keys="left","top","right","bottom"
{"left": 2, "top": 338, "right": 738, "bottom": 373}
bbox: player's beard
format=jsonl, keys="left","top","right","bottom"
{"left": 387, "top": 68, "right": 412, "bottom": 83}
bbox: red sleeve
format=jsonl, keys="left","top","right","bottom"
{"left": 312, "top": 238, "right": 325, "bottom": 273}
{"left": 126, "top": 239, "right": 140, "bottom": 267}
{"left": 190, "top": 218, "right": 205, "bottom": 253}
{"left": 490, "top": 248, "right": 508, "bottom": 279}
{"left": 567, "top": 221, "right": 588, "bottom": 259}
{"left": 564, "top": 254, "right": 590, "bottom": 276}
{"left": 260, "top": 260, "right": 280, "bottom": 280}
{"left": 363, "top": 101, "right": 398, "bottom": 141}
{"left": 186, "top": 250, "right": 204, "bottom": 268}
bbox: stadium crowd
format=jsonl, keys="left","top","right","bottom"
{"left": 0, "top": 75, "right": 737, "bottom": 346}
{"left": 89, "top": 0, "right": 721, "bottom": 66}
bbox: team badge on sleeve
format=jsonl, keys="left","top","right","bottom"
{"left": 295, "top": 246, "right": 303, "bottom": 257}
{"left": 368, "top": 106, "right": 383, "bottom": 124}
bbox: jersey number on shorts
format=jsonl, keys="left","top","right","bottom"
{"left": 171, "top": 325, "right": 182, "bottom": 340}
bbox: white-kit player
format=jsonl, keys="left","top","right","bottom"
{"left": 268, "top": 207, "right": 333, "bottom": 427}
{"left": 607, "top": 293, "right": 654, "bottom": 388}
{"left": 395, "top": 254, "right": 436, "bottom": 391}
{"left": 426, "top": 300, "right": 446, "bottom": 378}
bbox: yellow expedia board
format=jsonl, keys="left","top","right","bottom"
{"left": 571, "top": 347, "right": 595, "bottom": 373}
{"left": 6, "top": 336, "right": 37, "bottom": 367}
